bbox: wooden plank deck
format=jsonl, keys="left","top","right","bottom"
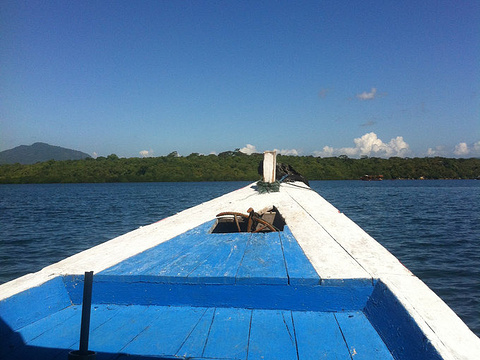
{"left": 2, "top": 304, "right": 394, "bottom": 360}
{"left": 98, "top": 223, "right": 320, "bottom": 286}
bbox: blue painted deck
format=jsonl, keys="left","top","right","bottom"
{"left": 0, "top": 221, "right": 406, "bottom": 359}
{"left": 2, "top": 304, "right": 394, "bottom": 360}
{"left": 99, "top": 222, "right": 320, "bottom": 285}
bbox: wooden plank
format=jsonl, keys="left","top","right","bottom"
{"left": 0, "top": 276, "right": 71, "bottom": 334}
{"left": 236, "top": 232, "right": 288, "bottom": 284}
{"left": 280, "top": 227, "right": 320, "bottom": 285}
{"left": 0, "top": 305, "right": 80, "bottom": 359}
{"left": 100, "top": 222, "right": 214, "bottom": 276}
{"left": 248, "top": 309, "right": 297, "bottom": 360}
{"left": 187, "top": 233, "right": 250, "bottom": 284}
{"left": 202, "top": 307, "right": 251, "bottom": 360}
{"left": 78, "top": 305, "right": 161, "bottom": 356}
{"left": 335, "top": 311, "right": 394, "bottom": 360}
{"left": 293, "top": 311, "right": 351, "bottom": 359}
{"left": 148, "top": 233, "right": 224, "bottom": 280}
{"left": 176, "top": 308, "right": 215, "bottom": 358}
{"left": 119, "top": 306, "right": 206, "bottom": 357}
{"left": 277, "top": 187, "right": 372, "bottom": 282}
{"left": 7, "top": 305, "right": 84, "bottom": 359}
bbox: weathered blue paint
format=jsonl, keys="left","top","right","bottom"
{"left": 84, "top": 305, "right": 163, "bottom": 354}
{"left": 10, "top": 305, "right": 81, "bottom": 359}
{"left": 147, "top": 235, "right": 224, "bottom": 279}
{"left": 120, "top": 306, "right": 207, "bottom": 357}
{"left": 335, "top": 311, "right": 395, "bottom": 359}
{"left": 176, "top": 307, "right": 215, "bottom": 358}
{"left": 236, "top": 232, "right": 288, "bottom": 284}
{"left": 248, "top": 309, "right": 297, "bottom": 360}
{"left": 364, "top": 281, "right": 443, "bottom": 360}
{"left": 65, "top": 275, "right": 374, "bottom": 311}
{"left": 281, "top": 226, "right": 321, "bottom": 285}
{"left": 0, "top": 299, "right": 444, "bottom": 360}
{"left": 1, "top": 305, "right": 80, "bottom": 359}
{"left": 187, "top": 234, "right": 250, "bottom": 284}
{"left": 100, "top": 222, "right": 321, "bottom": 287}
{"left": 293, "top": 311, "right": 351, "bottom": 359}
{"left": 0, "top": 276, "right": 70, "bottom": 334}
{"left": 100, "top": 221, "right": 216, "bottom": 276}
{"left": 202, "top": 307, "right": 251, "bottom": 359}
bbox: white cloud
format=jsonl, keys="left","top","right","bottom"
{"left": 453, "top": 142, "right": 469, "bottom": 156}
{"left": 426, "top": 146, "right": 447, "bottom": 157}
{"left": 239, "top": 144, "right": 258, "bottom": 155}
{"left": 314, "top": 146, "right": 334, "bottom": 157}
{"left": 274, "top": 148, "right": 300, "bottom": 156}
{"left": 314, "top": 132, "right": 410, "bottom": 158}
{"left": 453, "top": 141, "right": 480, "bottom": 157}
{"left": 356, "top": 88, "right": 377, "bottom": 100}
{"left": 92, "top": 152, "right": 98, "bottom": 159}
{"left": 139, "top": 149, "right": 154, "bottom": 158}
{"left": 427, "top": 142, "right": 480, "bottom": 157}
{"left": 474, "top": 141, "right": 480, "bottom": 154}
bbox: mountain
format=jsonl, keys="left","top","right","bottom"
{"left": 0, "top": 143, "right": 91, "bottom": 165}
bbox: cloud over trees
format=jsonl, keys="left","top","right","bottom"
{"left": 313, "top": 132, "right": 410, "bottom": 158}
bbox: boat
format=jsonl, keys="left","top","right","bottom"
{"left": 1, "top": 153, "right": 479, "bottom": 360}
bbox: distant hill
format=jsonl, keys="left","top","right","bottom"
{"left": 0, "top": 142, "right": 91, "bottom": 165}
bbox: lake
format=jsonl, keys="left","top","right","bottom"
{"left": 0, "top": 180, "right": 478, "bottom": 336}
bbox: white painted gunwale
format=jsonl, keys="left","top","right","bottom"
{"left": 1, "top": 181, "right": 479, "bottom": 359}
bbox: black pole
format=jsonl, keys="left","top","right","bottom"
{"left": 79, "top": 271, "right": 93, "bottom": 354}
{"left": 69, "top": 271, "right": 96, "bottom": 360}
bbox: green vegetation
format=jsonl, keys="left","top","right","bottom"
{"left": 0, "top": 152, "right": 479, "bottom": 184}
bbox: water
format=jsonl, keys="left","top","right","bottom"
{"left": 0, "top": 180, "right": 478, "bottom": 336}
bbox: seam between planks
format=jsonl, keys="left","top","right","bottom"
{"left": 201, "top": 307, "right": 217, "bottom": 358}
{"left": 277, "top": 232, "right": 292, "bottom": 285}
{"left": 245, "top": 309, "right": 254, "bottom": 360}
{"left": 333, "top": 313, "right": 354, "bottom": 360}
{"left": 289, "top": 311, "right": 300, "bottom": 360}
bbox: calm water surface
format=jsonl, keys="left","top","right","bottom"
{"left": 0, "top": 180, "right": 479, "bottom": 336}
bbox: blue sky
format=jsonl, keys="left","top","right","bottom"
{"left": 1, "top": 1, "right": 479, "bottom": 158}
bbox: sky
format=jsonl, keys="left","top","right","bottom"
{"left": 1, "top": 1, "right": 479, "bottom": 158}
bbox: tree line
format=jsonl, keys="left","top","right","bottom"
{"left": 0, "top": 151, "right": 479, "bottom": 184}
